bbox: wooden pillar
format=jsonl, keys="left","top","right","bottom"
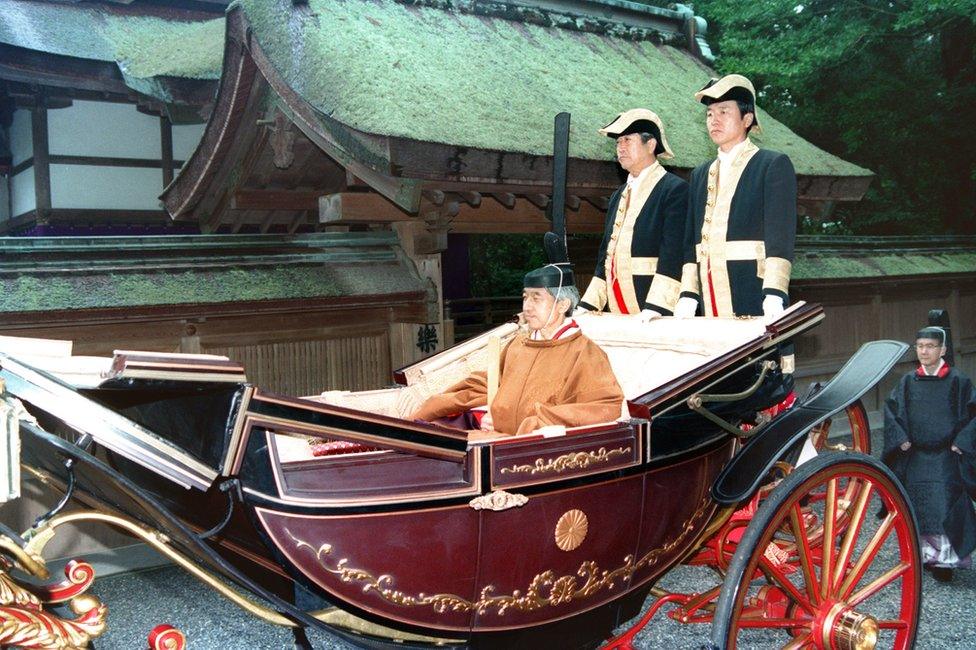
{"left": 390, "top": 220, "right": 449, "bottom": 367}
{"left": 160, "top": 115, "right": 174, "bottom": 188}
{"left": 31, "top": 102, "right": 51, "bottom": 221}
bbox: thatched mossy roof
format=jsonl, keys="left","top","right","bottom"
{"left": 237, "top": 0, "right": 869, "bottom": 177}
{"left": 0, "top": 233, "right": 427, "bottom": 313}
{"left": 792, "top": 237, "right": 976, "bottom": 281}
{"left": 0, "top": 0, "right": 223, "bottom": 101}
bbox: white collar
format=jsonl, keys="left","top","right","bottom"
{"left": 626, "top": 160, "right": 659, "bottom": 188}
{"left": 530, "top": 318, "right": 579, "bottom": 341}
{"left": 717, "top": 138, "right": 749, "bottom": 164}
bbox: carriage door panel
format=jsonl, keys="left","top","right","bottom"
{"left": 472, "top": 471, "right": 644, "bottom": 630}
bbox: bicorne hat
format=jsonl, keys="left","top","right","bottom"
{"left": 694, "top": 74, "right": 762, "bottom": 133}
{"left": 598, "top": 108, "right": 674, "bottom": 159}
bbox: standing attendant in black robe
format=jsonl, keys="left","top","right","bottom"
{"left": 674, "top": 74, "right": 797, "bottom": 323}
{"left": 883, "top": 326, "right": 976, "bottom": 582}
{"left": 578, "top": 109, "right": 688, "bottom": 319}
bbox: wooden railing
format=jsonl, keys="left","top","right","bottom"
{"left": 444, "top": 296, "right": 522, "bottom": 340}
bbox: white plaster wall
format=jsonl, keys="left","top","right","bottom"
{"left": 11, "top": 168, "right": 35, "bottom": 217}
{"left": 50, "top": 165, "right": 163, "bottom": 210}
{"left": 48, "top": 100, "right": 160, "bottom": 159}
{"left": 10, "top": 109, "right": 32, "bottom": 166}
{"left": 172, "top": 123, "right": 205, "bottom": 161}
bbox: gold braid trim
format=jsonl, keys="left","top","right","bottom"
{"left": 762, "top": 257, "right": 792, "bottom": 294}
{"left": 646, "top": 275, "right": 680, "bottom": 311}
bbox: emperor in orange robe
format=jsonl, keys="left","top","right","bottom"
{"left": 411, "top": 264, "right": 624, "bottom": 436}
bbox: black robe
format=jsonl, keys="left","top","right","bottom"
{"left": 883, "top": 365, "right": 976, "bottom": 560}
{"left": 682, "top": 141, "right": 797, "bottom": 317}
{"left": 580, "top": 170, "right": 688, "bottom": 315}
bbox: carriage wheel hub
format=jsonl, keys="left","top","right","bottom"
{"left": 821, "top": 602, "right": 878, "bottom": 650}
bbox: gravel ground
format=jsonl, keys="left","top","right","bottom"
{"left": 81, "top": 427, "right": 974, "bottom": 649}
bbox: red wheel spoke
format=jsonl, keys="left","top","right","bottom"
{"left": 782, "top": 636, "right": 813, "bottom": 650}
{"left": 848, "top": 562, "right": 911, "bottom": 607}
{"left": 832, "top": 479, "right": 873, "bottom": 590}
{"left": 679, "top": 584, "right": 722, "bottom": 618}
{"left": 821, "top": 477, "right": 838, "bottom": 599}
{"left": 789, "top": 502, "right": 820, "bottom": 605}
{"left": 758, "top": 555, "right": 815, "bottom": 614}
{"left": 839, "top": 513, "right": 896, "bottom": 601}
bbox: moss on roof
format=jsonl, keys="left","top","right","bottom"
{"left": 0, "top": 262, "right": 426, "bottom": 313}
{"left": 238, "top": 0, "right": 869, "bottom": 176}
{"left": 0, "top": 233, "right": 427, "bottom": 313}
{"left": 793, "top": 251, "right": 976, "bottom": 280}
{"left": 0, "top": 0, "right": 222, "bottom": 92}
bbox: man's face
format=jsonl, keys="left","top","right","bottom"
{"left": 705, "top": 100, "right": 753, "bottom": 150}
{"left": 522, "top": 288, "right": 559, "bottom": 331}
{"left": 615, "top": 133, "right": 656, "bottom": 175}
{"left": 915, "top": 337, "right": 945, "bottom": 366}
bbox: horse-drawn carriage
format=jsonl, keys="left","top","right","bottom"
{"left": 0, "top": 300, "right": 920, "bottom": 649}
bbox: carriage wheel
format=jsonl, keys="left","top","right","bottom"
{"left": 808, "top": 399, "right": 870, "bottom": 455}
{"left": 710, "top": 452, "right": 920, "bottom": 650}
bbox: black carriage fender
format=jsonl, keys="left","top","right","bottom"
{"left": 710, "top": 340, "right": 909, "bottom": 505}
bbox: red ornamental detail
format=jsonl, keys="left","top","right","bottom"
{"left": 148, "top": 623, "right": 187, "bottom": 650}
{"left": 26, "top": 559, "right": 96, "bottom": 604}
{"left": 0, "top": 593, "right": 107, "bottom": 649}
{"left": 0, "top": 558, "right": 107, "bottom": 649}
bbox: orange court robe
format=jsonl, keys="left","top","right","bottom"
{"left": 411, "top": 331, "right": 624, "bottom": 435}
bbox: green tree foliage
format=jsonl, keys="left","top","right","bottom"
{"left": 469, "top": 234, "right": 548, "bottom": 296}
{"left": 692, "top": 0, "right": 976, "bottom": 234}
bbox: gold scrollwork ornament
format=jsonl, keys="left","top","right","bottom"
{"left": 287, "top": 496, "right": 712, "bottom": 617}
{"left": 468, "top": 490, "right": 528, "bottom": 511}
{"left": 500, "top": 446, "right": 630, "bottom": 475}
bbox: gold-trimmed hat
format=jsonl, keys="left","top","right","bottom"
{"left": 694, "top": 74, "right": 762, "bottom": 132}
{"left": 598, "top": 108, "right": 674, "bottom": 160}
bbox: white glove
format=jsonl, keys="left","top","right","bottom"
{"left": 762, "top": 295, "right": 785, "bottom": 318}
{"left": 673, "top": 296, "right": 698, "bottom": 318}
{"left": 573, "top": 306, "right": 590, "bottom": 316}
{"left": 638, "top": 309, "right": 662, "bottom": 323}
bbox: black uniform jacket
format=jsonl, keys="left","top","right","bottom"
{"left": 883, "top": 365, "right": 976, "bottom": 559}
{"left": 683, "top": 142, "right": 797, "bottom": 317}
{"left": 580, "top": 169, "right": 688, "bottom": 315}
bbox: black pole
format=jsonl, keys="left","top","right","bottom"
{"left": 544, "top": 112, "right": 571, "bottom": 264}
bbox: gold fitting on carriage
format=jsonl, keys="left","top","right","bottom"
{"left": 824, "top": 603, "right": 879, "bottom": 650}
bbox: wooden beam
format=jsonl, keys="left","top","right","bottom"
{"left": 584, "top": 195, "right": 610, "bottom": 211}
{"left": 287, "top": 211, "right": 307, "bottom": 234}
{"left": 491, "top": 192, "right": 516, "bottom": 208}
{"left": 31, "top": 102, "right": 51, "bottom": 220}
{"left": 456, "top": 191, "right": 481, "bottom": 207}
{"left": 317, "top": 191, "right": 606, "bottom": 234}
{"left": 160, "top": 115, "right": 174, "bottom": 188}
{"left": 319, "top": 192, "right": 412, "bottom": 224}
{"left": 566, "top": 195, "right": 581, "bottom": 210}
{"left": 422, "top": 189, "right": 445, "bottom": 205}
{"left": 525, "top": 194, "right": 549, "bottom": 209}
{"left": 232, "top": 189, "right": 322, "bottom": 211}
{"left": 259, "top": 210, "right": 277, "bottom": 234}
